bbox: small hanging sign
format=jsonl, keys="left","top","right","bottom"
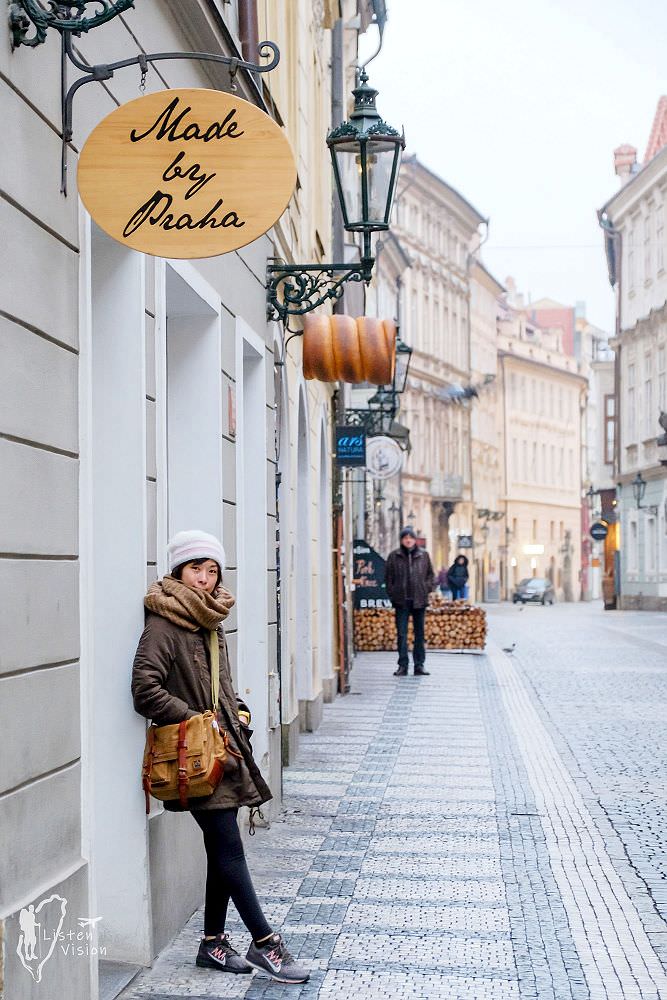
{"left": 366, "top": 436, "right": 403, "bottom": 481}
{"left": 335, "top": 426, "right": 366, "bottom": 466}
{"left": 77, "top": 88, "right": 296, "bottom": 258}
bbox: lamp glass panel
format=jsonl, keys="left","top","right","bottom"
{"left": 394, "top": 346, "right": 411, "bottom": 393}
{"left": 366, "top": 141, "right": 400, "bottom": 225}
{"left": 330, "top": 139, "right": 364, "bottom": 228}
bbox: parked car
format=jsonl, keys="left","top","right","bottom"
{"left": 512, "top": 577, "right": 556, "bottom": 605}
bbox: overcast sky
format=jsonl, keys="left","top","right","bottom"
{"left": 358, "top": 0, "right": 666, "bottom": 331}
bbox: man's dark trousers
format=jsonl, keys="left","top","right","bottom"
{"left": 395, "top": 601, "right": 426, "bottom": 670}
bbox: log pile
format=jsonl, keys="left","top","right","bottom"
{"left": 354, "top": 593, "right": 486, "bottom": 652}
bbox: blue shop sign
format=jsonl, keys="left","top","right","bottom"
{"left": 336, "top": 426, "right": 366, "bottom": 466}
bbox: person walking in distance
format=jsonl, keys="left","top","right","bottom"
{"left": 384, "top": 526, "right": 435, "bottom": 676}
{"left": 131, "top": 530, "right": 309, "bottom": 984}
{"left": 448, "top": 554, "right": 469, "bottom": 601}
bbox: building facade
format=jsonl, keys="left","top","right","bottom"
{"left": 599, "top": 100, "right": 667, "bottom": 610}
{"left": 0, "top": 3, "right": 377, "bottom": 998}
{"left": 497, "top": 290, "right": 585, "bottom": 599}
{"left": 470, "top": 261, "right": 505, "bottom": 601}
{"left": 389, "top": 158, "right": 486, "bottom": 582}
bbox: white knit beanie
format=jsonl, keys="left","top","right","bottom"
{"left": 167, "top": 530, "right": 226, "bottom": 574}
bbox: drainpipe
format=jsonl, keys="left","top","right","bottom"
{"left": 238, "top": 0, "right": 259, "bottom": 63}
{"left": 597, "top": 209, "right": 622, "bottom": 608}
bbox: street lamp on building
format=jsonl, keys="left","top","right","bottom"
{"left": 267, "top": 70, "right": 405, "bottom": 320}
{"left": 366, "top": 387, "right": 398, "bottom": 434}
{"left": 631, "top": 471, "right": 658, "bottom": 514}
{"left": 585, "top": 484, "right": 602, "bottom": 518}
{"left": 393, "top": 335, "right": 413, "bottom": 394}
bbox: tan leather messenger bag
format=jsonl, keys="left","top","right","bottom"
{"left": 140, "top": 630, "right": 241, "bottom": 813}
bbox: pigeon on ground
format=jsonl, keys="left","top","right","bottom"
{"left": 502, "top": 642, "right": 516, "bottom": 654}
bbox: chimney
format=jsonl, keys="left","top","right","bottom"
{"left": 614, "top": 144, "right": 638, "bottom": 185}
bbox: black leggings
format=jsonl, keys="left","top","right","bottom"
{"left": 192, "top": 807, "right": 272, "bottom": 941}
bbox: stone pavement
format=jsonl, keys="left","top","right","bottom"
{"left": 118, "top": 605, "right": 667, "bottom": 1000}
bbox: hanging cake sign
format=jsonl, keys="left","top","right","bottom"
{"left": 77, "top": 88, "right": 297, "bottom": 258}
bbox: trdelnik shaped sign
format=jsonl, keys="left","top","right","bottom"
{"left": 77, "top": 88, "right": 297, "bottom": 258}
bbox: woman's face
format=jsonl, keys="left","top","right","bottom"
{"left": 180, "top": 559, "right": 220, "bottom": 594}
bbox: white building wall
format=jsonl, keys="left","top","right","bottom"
{"left": 602, "top": 142, "right": 667, "bottom": 607}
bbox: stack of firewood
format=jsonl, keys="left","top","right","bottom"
{"left": 354, "top": 594, "right": 486, "bottom": 652}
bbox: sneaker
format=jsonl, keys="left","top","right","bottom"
{"left": 246, "top": 932, "right": 310, "bottom": 984}
{"left": 393, "top": 667, "right": 408, "bottom": 676}
{"left": 196, "top": 933, "right": 253, "bottom": 974}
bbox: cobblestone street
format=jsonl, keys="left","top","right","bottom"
{"left": 119, "top": 603, "right": 667, "bottom": 1000}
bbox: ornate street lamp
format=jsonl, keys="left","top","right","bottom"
{"left": 328, "top": 70, "right": 404, "bottom": 244}
{"left": 631, "top": 472, "right": 646, "bottom": 507}
{"left": 393, "top": 335, "right": 413, "bottom": 395}
{"left": 267, "top": 70, "right": 405, "bottom": 321}
{"left": 632, "top": 471, "right": 658, "bottom": 514}
{"left": 367, "top": 388, "right": 397, "bottom": 435}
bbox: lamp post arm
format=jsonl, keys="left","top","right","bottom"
{"left": 266, "top": 258, "right": 375, "bottom": 323}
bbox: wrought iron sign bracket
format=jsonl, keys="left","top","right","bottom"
{"left": 266, "top": 256, "right": 374, "bottom": 324}
{"left": 8, "top": 2, "right": 280, "bottom": 195}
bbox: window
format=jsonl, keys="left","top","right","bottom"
{"left": 512, "top": 438, "right": 518, "bottom": 478}
{"left": 410, "top": 288, "right": 418, "bottom": 342}
{"left": 568, "top": 448, "right": 573, "bottom": 486}
{"left": 657, "top": 204, "right": 665, "bottom": 273}
{"left": 644, "top": 351, "right": 653, "bottom": 439}
{"left": 531, "top": 441, "right": 537, "bottom": 480}
{"left": 550, "top": 520, "right": 555, "bottom": 542}
{"left": 628, "top": 518, "right": 638, "bottom": 573}
{"left": 646, "top": 517, "right": 657, "bottom": 573}
{"left": 541, "top": 443, "right": 546, "bottom": 480}
{"left": 520, "top": 376, "right": 526, "bottom": 410}
{"left": 627, "top": 363, "right": 636, "bottom": 443}
{"left": 522, "top": 440, "right": 528, "bottom": 480}
{"left": 532, "top": 519, "right": 537, "bottom": 542}
{"left": 644, "top": 213, "right": 652, "bottom": 281}
{"left": 628, "top": 227, "right": 635, "bottom": 291}
{"left": 604, "top": 394, "right": 615, "bottom": 465}
{"left": 658, "top": 345, "right": 666, "bottom": 411}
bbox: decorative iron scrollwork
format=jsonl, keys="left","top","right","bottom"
{"left": 266, "top": 258, "right": 374, "bottom": 322}
{"left": 9, "top": 0, "right": 136, "bottom": 48}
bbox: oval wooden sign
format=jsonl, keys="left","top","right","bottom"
{"left": 77, "top": 88, "right": 297, "bottom": 258}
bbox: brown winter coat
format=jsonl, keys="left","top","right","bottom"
{"left": 131, "top": 581, "right": 272, "bottom": 812}
{"left": 384, "top": 545, "right": 435, "bottom": 609}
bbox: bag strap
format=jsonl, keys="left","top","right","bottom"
{"left": 142, "top": 725, "right": 156, "bottom": 814}
{"left": 177, "top": 720, "right": 188, "bottom": 807}
{"left": 209, "top": 630, "right": 220, "bottom": 712}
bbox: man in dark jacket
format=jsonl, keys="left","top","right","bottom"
{"left": 384, "top": 526, "right": 435, "bottom": 676}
